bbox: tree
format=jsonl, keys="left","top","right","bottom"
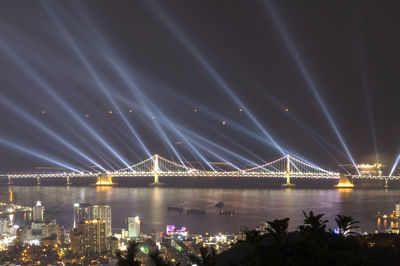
{"left": 200, "top": 245, "right": 216, "bottom": 266}
{"left": 150, "top": 248, "right": 170, "bottom": 266}
{"left": 116, "top": 241, "right": 141, "bottom": 266}
{"left": 266, "top": 218, "right": 290, "bottom": 242}
{"left": 244, "top": 230, "right": 260, "bottom": 246}
{"left": 298, "top": 211, "right": 328, "bottom": 236}
{"left": 334, "top": 215, "right": 360, "bottom": 236}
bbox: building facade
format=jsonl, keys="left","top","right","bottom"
{"left": 74, "top": 220, "right": 107, "bottom": 255}
{"left": 127, "top": 216, "right": 140, "bottom": 239}
{"left": 73, "top": 203, "right": 111, "bottom": 236}
{"left": 32, "top": 201, "right": 44, "bottom": 223}
{"left": 91, "top": 205, "right": 111, "bottom": 236}
{"left": 0, "top": 218, "right": 8, "bottom": 235}
{"left": 73, "top": 203, "right": 91, "bottom": 228}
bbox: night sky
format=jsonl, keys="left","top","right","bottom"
{"left": 0, "top": 0, "right": 398, "bottom": 173}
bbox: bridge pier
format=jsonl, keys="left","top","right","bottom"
{"left": 36, "top": 176, "right": 41, "bottom": 185}
{"left": 96, "top": 173, "right": 113, "bottom": 186}
{"left": 154, "top": 173, "right": 159, "bottom": 184}
{"left": 66, "top": 176, "right": 71, "bottom": 186}
{"left": 335, "top": 175, "right": 354, "bottom": 188}
{"left": 7, "top": 176, "right": 12, "bottom": 185}
{"left": 384, "top": 179, "right": 389, "bottom": 188}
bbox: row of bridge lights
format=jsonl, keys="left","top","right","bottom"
{"left": 7, "top": 154, "right": 340, "bottom": 178}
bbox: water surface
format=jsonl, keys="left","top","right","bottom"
{"left": 1, "top": 186, "right": 398, "bottom": 234}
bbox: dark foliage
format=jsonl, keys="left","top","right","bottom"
{"left": 116, "top": 241, "right": 141, "bottom": 266}
{"left": 200, "top": 245, "right": 217, "bottom": 266}
{"left": 216, "top": 212, "right": 400, "bottom": 266}
{"left": 150, "top": 247, "right": 171, "bottom": 266}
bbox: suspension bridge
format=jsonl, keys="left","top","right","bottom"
{"left": 2, "top": 154, "right": 399, "bottom": 187}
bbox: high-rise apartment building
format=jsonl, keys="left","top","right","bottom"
{"left": 91, "top": 205, "right": 112, "bottom": 236}
{"left": 127, "top": 216, "right": 141, "bottom": 239}
{"left": 0, "top": 218, "right": 8, "bottom": 235}
{"left": 73, "top": 203, "right": 111, "bottom": 236}
{"left": 74, "top": 220, "right": 107, "bottom": 255}
{"left": 32, "top": 201, "right": 44, "bottom": 223}
{"left": 73, "top": 203, "right": 91, "bottom": 228}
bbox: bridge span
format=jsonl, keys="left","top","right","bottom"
{"left": 1, "top": 154, "right": 398, "bottom": 187}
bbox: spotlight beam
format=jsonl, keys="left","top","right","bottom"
{"left": 138, "top": 94, "right": 216, "bottom": 171}
{"left": 0, "top": 41, "right": 131, "bottom": 169}
{"left": 264, "top": 2, "right": 360, "bottom": 175}
{"left": 46, "top": 2, "right": 277, "bottom": 169}
{"left": 0, "top": 93, "right": 106, "bottom": 171}
{"left": 41, "top": 3, "right": 152, "bottom": 161}
{"left": 178, "top": 126, "right": 262, "bottom": 169}
{"left": 390, "top": 154, "right": 400, "bottom": 176}
{"left": 146, "top": 1, "right": 285, "bottom": 155}
{"left": 0, "top": 138, "right": 80, "bottom": 172}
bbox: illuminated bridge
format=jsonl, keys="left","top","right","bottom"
{"left": 2, "top": 154, "right": 399, "bottom": 187}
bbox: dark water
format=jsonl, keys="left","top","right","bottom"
{"left": 1, "top": 186, "right": 398, "bottom": 234}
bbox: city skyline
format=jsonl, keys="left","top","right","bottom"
{"left": 1, "top": 1, "right": 400, "bottom": 265}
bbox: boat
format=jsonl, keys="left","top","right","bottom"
{"left": 187, "top": 209, "right": 205, "bottom": 216}
{"left": 215, "top": 201, "right": 224, "bottom": 208}
{"left": 167, "top": 206, "right": 184, "bottom": 212}
{"left": 218, "top": 209, "right": 235, "bottom": 216}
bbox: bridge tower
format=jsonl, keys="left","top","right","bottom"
{"left": 381, "top": 166, "right": 388, "bottom": 188}
{"left": 7, "top": 175, "right": 12, "bottom": 185}
{"left": 36, "top": 176, "right": 41, "bottom": 185}
{"left": 153, "top": 154, "right": 160, "bottom": 184}
{"left": 66, "top": 175, "right": 71, "bottom": 186}
{"left": 282, "top": 155, "right": 295, "bottom": 187}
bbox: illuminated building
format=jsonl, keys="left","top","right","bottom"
{"left": 127, "top": 216, "right": 140, "bottom": 238}
{"left": 91, "top": 205, "right": 112, "bottom": 236}
{"left": 357, "top": 163, "right": 383, "bottom": 176}
{"left": 0, "top": 219, "right": 8, "bottom": 235}
{"left": 396, "top": 203, "right": 400, "bottom": 217}
{"left": 166, "top": 225, "right": 188, "bottom": 237}
{"left": 41, "top": 234, "right": 57, "bottom": 246}
{"left": 70, "top": 228, "right": 81, "bottom": 255}
{"left": 255, "top": 221, "right": 271, "bottom": 235}
{"left": 109, "top": 236, "right": 119, "bottom": 254}
{"left": 73, "top": 203, "right": 111, "bottom": 236}
{"left": 73, "top": 203, "right": 91, "bottom": 228}
{"left": 76, "top": 220, "right": 107, "bottom": 255}
{"left": 15, "top": 228, "right": 24, "bottom": 246}
{"left": 31, "top": 222, "right": 43, "bottom": 236}
{"left": 32, "top": 201, "right": 44, "bottom": 223}
{"left": 41, "top": 219, "right": 62, "bottom": 243}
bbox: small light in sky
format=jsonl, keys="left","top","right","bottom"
{"left": 239, "top": 108, "right": 243, "bottom": 112}
{"left": 174, "top": 141, "right": 182, "bottom": 145}
{"left": 84, "top": 114, "right": 90, "bottom": 118}
{"left": 108, "top": 110, "right": 113, "bottom": 115}
{"left": 221, "top": 121, "right": 227, "bottom": 126}
{"left": 285, "top": 108, "right": 289, "bottom": 112}
{"left": 129, "top": 109, "right": 133, "bottom": 113}
{"left": 41, "top": 110, "right": 46, "bottom": 115}
{"left": 193, "top": 108, "right": 198, "bottom": 112}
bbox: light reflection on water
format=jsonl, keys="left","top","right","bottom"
{"left": 1, "top": 186, "right": 400, "bottom": 234}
